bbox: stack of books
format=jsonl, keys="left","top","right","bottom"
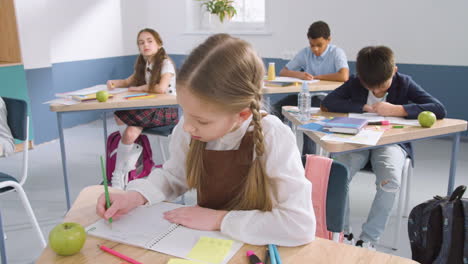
{"left": 322, "top": 117, "right": 368, "bottom": 135}
{"left": 72, "top": 93, "right": 114, "bottom": 102}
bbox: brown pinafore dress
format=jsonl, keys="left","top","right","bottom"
{"left": 197, "top": 131, "right": 254, "bottom": 210}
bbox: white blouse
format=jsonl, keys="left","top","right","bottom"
{"left": 145, "top": 59, "right": 176, "bottom": 95}
{"left": 126, "top": 114, "right": 316, "bottom": 246}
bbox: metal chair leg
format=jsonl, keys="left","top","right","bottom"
{"left": 13, "top": 182, "right": 47, "bottom": 247}
{"left": 0, "top": 210, "right": 7, "bottom": 264}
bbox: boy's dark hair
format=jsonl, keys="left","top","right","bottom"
{"left": 356, "top": 46, "right": 395, "bottom": 88}
{"left": 307, "top": 21, "right": 330, "bottom": 39}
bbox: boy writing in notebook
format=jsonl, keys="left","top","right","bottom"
{"left": 274, "top": 21, "right": 349, "bottom": 155}
{"left": 321, "top": 46, "right": 446, "bottom": 248}
{"left": 97, "top": 34, "right": 316, "bottom": 246}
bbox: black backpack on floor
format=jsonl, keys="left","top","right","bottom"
{"left": 408, "top": 185, "right": 467, "bottom": 264}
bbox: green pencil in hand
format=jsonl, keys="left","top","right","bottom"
{"left": 100, "top": 156, "right": 113, "bottom": 226}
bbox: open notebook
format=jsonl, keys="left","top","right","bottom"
{"left": 86, "top": 202, "right": 243, "bottom": 264}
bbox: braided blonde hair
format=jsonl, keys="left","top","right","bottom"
{"left": 177, "top": 34, "right": 272, "bottom": 211}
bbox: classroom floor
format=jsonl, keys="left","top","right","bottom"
{"left": 0, "top": 118, "right": 467, "bottom": 263}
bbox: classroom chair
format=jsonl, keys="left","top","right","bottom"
{"left": 303, "top": 155, "right": 349, "bottom": 242}
{"left": 0, "top": 97, "right": 47, "bottom": 262}
{"left": 143, "top": 124, "right": 175, "bottom": 163}
{"left": 143, "top": 124, "right": 185, "bottom": 205}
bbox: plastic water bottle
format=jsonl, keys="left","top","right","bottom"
{"left": 298, "top": 81, "right": 311, "bottom": 122}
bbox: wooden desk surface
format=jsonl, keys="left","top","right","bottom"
{"left": 282, "top": 108, "right": 468, "bottom": 153}
{"left": 263, "top": 80, "right": 342, "bottom": 94}
{"left": 49, "top": 93, "right": 178, "bottom": 113}
{"left": 36, "top": 186, "right": 417, "bottom": 264}
{"left": 49, "top": 80, "right": 342, "bottom": 113}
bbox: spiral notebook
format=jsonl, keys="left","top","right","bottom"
{"left": 86, "top": 202, "right": 243, "bottom": 264}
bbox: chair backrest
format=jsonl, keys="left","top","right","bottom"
{"left": 326, "top": 161, "right": 349, "bottom": 233}
{"left": 2, "top": 97, "right": 29, "bottom": 186}
{"left": 3, "top": 97, "right": 28, "bottom": 140}
{"left": 304, "top": 155, "right": 349, "bottom": 239}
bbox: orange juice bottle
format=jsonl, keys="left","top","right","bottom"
{"left": 267, "top": 62, "right": 276, "bottom": 80}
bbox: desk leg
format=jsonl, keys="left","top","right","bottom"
{"left": 447, "top": 132, "right": 461, "bottom": 195}
{"left": 102, "top": 111, "right": 108, "bottom": 154}
{"left": 57, "top": 112, "right": 71, "bottom": 210}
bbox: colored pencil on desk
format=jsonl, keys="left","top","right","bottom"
{"left": 126, "top": 94, "right": 156, "bottom": 100}
{"left": 268, "top": 244, "right": 277, "bottom": 264}
{"left": 271, "top": 244, "right": 282, "bottom": 264}
{"left": 98, "top": 245, "right": 143, "bottom": 264}
{"left": 100, "top": 156, "right": 113, "bottom": 226}
{"left": 124, "top": 93, "right": 148, "bottom": 98}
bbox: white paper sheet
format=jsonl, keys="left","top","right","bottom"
{"left": 385, "top": 117, "right": 420, "bottom": 126}
{"left": 55, "top": 85, "right": 128, "bottom": 97}
{"left": 267, "top": 76, "right": 320, "bottom": 84}
{"left": 42, "top": 98, "right": 80, "bottom": 105}
{"left": 348, "top": 113, "right": 386, "bottom": 122}
{"left": 321, "top": 129, "right": 384, "bottom": 146}
{"left": 348, "top": 113, "right": 420, "bottom": 126}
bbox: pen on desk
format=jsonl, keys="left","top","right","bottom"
{"left": 98, "top": 245, "right": 143, "bottom": 264}
{"left": 268, "top": 244, "right": 277, "bottom": 264}
{"left": 271, "top": 244, "right": 282, "bottom": 264}
{"left": 393, "top": 125, "right": 404, "bottom": 128}
{"left": 100, "top": 156, "right": 113, "bottom": 227}
{"left": 246, "top": 250, "right": 263, "bottom": 264}
{"left": 124, "top": 93, "right": 148, "bottom": 98}
{"left": 368, "top": 121, "right": 390, "bottom": 126}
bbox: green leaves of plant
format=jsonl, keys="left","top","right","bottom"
{"left": 197, "top": 0, "right": 237, "bottom": 23}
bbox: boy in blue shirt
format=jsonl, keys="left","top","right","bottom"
{"left": 273, "top": 21, "right": 349, "bottom": 155}
{"left": 279, "top": 21, "right": 349, "bottom": 82}
{"left": 321, "top": 46, "right": 446, "bottom": 249}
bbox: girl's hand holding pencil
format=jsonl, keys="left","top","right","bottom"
{"left": 96, "top": 190, "right": 148, "bottom": 221}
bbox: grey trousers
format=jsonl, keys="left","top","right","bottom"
{"left": 336, "top": 144, "right": 406, "bottom": 243}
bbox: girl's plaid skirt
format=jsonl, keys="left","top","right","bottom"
{"left": 115, "top": 107, "right": 178, "bottom": 127}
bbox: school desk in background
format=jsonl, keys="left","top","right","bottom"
{"left": 44, "top": 84, "right": 128, "bottom": 105}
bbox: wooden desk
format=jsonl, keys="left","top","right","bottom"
{"left": 50, "top": 92, "right": 177, "bottom": 209}
{"left": 282, "top": 108, "right": 468, "bottom": 194}
{"left": 36, "top": 186, "right": 417, "bottom": 264}
{"left": 262, "top": 80, "right": 343, "bottom": 95}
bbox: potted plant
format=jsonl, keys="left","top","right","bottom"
{"left": 198, "top": 0, "right": 237, "bottom": 23}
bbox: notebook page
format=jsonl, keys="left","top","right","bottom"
{"left": 86, "top": 202, "right": 184, "bottom": 248}
{"left": 154, "top": 226, "right": 243, "bottom": 264}
{"left": 348, "top": 113, "right": 386, "bottom": 122}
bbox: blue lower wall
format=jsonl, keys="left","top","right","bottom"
{"left": 26, "top": 55, "right": 137, "bottom": 144}
{"left": 25, "top": 54, "right": 468, "bottom": 144}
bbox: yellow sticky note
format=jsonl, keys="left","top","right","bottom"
{"left": 167, "top": 259, "right": 201, "bottom": 264}
{"left": 187, "top": 237, "right": 234, "bottom": 264}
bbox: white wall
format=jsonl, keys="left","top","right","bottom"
{"left": 141, "top": 0, "right": 468, "bottom": 66}
{"left": 14, "top": 0, "right": 468, "bottom": 68}
{"left": 15, "top": 0, "right": 52, "bottom": 69}
{"left": 15, "top": 0, "right": 126, "bottom": 69}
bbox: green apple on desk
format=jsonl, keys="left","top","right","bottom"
{"left": 418, "top": 111, "right": 436, "bottom": 128}
{"left": 96, "top": 90, "right": 109, "bottom": 102}
{"left": 49, "top": 222, "right": 86, "bottom": 256}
